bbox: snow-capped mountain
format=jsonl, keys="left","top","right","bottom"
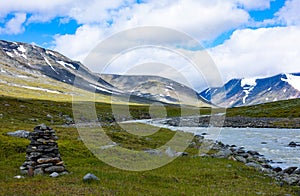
{"left": 199, "top": 73, "right": 300, "bottom": 107}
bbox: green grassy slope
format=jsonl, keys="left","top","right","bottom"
{"left": 227, "top": 98, "right": 300, "bottom": 118}
{"left": 0, "top": 96, "right": 299, "bottom": 195}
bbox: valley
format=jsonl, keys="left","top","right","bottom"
{"left": 1, "top": 96, "right": 299, "bottom": 195}
{"left": 1, "top": 40, "right": 300, "bottom": 195}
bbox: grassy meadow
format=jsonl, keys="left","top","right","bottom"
{"left": 0, "top": 96, "right": 299, "bottom": 195}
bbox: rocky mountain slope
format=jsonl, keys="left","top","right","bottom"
{"left": 100, "top": 74, "right": 211, "bottom": 106}
{"left": 0, "top": 40, "right": 119, "bottom": 95}
{"left": 199, "top": 73, "right": 300, "bottom": 107}
{"left": 0, "top": 40, "right": 210, "bottom": 106}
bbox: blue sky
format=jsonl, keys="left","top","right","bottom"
{"left": 0, "top": 0, "right": 288, "bottom": 48}
{"left": 0, "top": 0, "right": 299, "bottom": 87}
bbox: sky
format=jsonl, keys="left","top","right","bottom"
{"left": 0, "top": 0, "right": 299, "bottom": 90}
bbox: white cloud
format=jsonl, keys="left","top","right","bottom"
{"left": 0, "top": 13, "right": 27, "bottom": 35}
{"left": 209, "top": 26, "right": 300, "bottom": 82}
{"left": 0, "top": 0, "right": 131, "bottom": 24}
{"left": 275, "top": 0, "right": 300, "bottom": 25}
{"left": 53, "top": 25, "right": 105, "bottom": 61}
{"left": 54, "top": 0, "right": 250, "bottom": 62}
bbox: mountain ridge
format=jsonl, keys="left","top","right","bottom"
{"left": 0, "top": 40, "right": 210, "bottom": 107}
{"left": 199, "top": 73, "right": 300, "bottom": 107}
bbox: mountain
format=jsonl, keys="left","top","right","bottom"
{"left": 0, "top": 40, "right": 120, "bottom": 95}
{"left": 100, "top": 74, "right": 211, "bottom": 107}
{"left": 199, "top": 73, "right": 300, "bottom": 107}
{"left": 0, "top": 40, "right": 210, "bottom": 107}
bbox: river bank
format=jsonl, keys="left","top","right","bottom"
{"left": 163, "top": 116, "right": 300, "bottom": 129}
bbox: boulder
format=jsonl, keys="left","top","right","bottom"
{"left": 288, "top": 142, "right": 297, "bottom": 147}
{"left": 283, "top": 167, "right": 298, "bottom": 175}
{"left": 49, "top": 172, "right": 59, "bottom": 178}
{"left": 273, "top": 167, "right": 283, "bottom": 173}
{"left": 245, "top": 162, "right": 262, "bottom": 170}
{"left": 235, "top": 156, "right": 247, "bottom": 163}
{"left": 214, "top": 149, "right": 232, "bottom": 158}
{"left": 283, "top": 174, "right": 300, "bottom": 185}
{"left": 7, "top": 130, "right": 30, "bottom": 138}
{"left": 83, "top": 173, "right": 99, "bottom": 182}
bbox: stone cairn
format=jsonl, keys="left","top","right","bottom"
{"left": 20, "top": 124, "right": 68, "bottom": 176}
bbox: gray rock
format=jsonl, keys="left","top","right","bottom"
{"left": 83, "top": 173, "right": 99, "bottom": 182}
{"left": 293, "top": 168, "right": 300, "bottom": 175}
{"left": 283, "top": 174, "right": 300, "bottom": 185}
{"left": 235, "top": 156, "right": 247, "bottom": 163}
{"left": 20, "top": 169, "right": 28, "bottom": 175}
{"left": 49, "top": 172, "right": 59, "bottom": 178}
{"left": 288, "top": 141, "right": 297, "bottom": 147}
{"left": 46, "top": 114, "right": 53, "bottom": 118}
{"left": 273, "top": 167, "right": 282, "bottom": 173}
{"left": 165, "top": 147, "right": 182, "bottom": 157}
{"left": 247, "top": 150, "right": 260, "bottom": 156}
{"left": 0, "top": 114, "right": 3, "bottom": 118}
{"left": 39, "top": 124, "right": 48, "bottom": 130}
{"left": 7, "top": 130, "right": 30, "bottom": 138}
{"left": 37, "top": 157, "right": 60, "bottom": 164}
{"left": 34, "top": 168, "right": 44, "bottom": 176}
{"left": 246, "top": 162, "right": 262, "bottom": 169}
{"left": 34, "top": 163, "right": 53, "bottom": 169}
{"left": 283, "top": 167, "right": 298, "bottom": 175}
{"left": 214, "top": 149, "right": 232, "bottom": 158}
{"left": 44, "top": 166, "right": 65, "bottom": 173}
{"left": 14, "top": 175, "right": 25, "bottom": 179}
{"left": 60, "top": 171, "right": 69, "bottom": 175}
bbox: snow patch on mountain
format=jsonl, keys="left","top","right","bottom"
{"left": 241, "top": 78, "right": 257, "bottom": 104}
{"left": 0, "top": 79, "right": 61, "bottom": 94}
{"left": 13, "top": 49, "right": 27, "bottom": 59}
{"left": 89, "top": 84, "right": 113, "bottom": 94}
{"left": 17, "top": 45, "right": 26, "bottom": 53}
{"left": 6, "top": 51, "right": 14, "bottom": 57}
{"left": 56, "top": 61, "right": 76, "bottom": 70}
{"left": 241, "top": 78, "right": 257, "bottom": 87}
{"left": 46, "top": 50, "right": 56, "bottom": 56}
{"left": 281, "top": 74, "right": 300, "bottom": 91}
{"left": 43, "top": 57, "right": 59, "bottom": 74}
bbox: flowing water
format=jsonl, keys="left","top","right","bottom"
{"left": 124, "top": 119, "right": 300, "bottom": 169}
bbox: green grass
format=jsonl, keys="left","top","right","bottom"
{"left": 1, "top": 96, "right": 300, "bottom": 195}
{"left": 227, "top": 98, "right": 300, "bottom": 118}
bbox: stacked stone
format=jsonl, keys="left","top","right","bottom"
{"left": 20, "top": 124, "right": 67, "bottom": 176}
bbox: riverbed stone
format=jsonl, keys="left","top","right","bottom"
{"left": 283, "top": 167, "right": 298, "bottom": 175}
{"left": 245, "top": 162, "right": 262, "bottom": 170}
{"left": 273, "top": 167, "right": 283, "bottom": 173}
{"left": 235, "top": 156, "right": 247, "bottom": 163}
{"left": 283, "top": 174, "right": 300, "bottom": 185}
{"left": 288, "top": 142, "right": 297, "bottom": 147}
{"left": 293, "top": 168, "right": 300, "bottom": 175}
{"left": 214, "top": 149, "right": 232, "bottom": 158}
